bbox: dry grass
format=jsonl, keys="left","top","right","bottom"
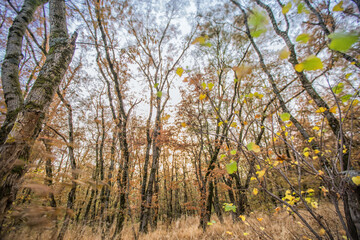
{"left": 5, "top": 203, "right": 346, "bottom": 240}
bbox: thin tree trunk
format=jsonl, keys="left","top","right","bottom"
{"left": 56, "top": 90, "right": 77, "bottom": 240}
{"left": 139, "top": 100, "right": 162, "bottom": 233}
{"left": 213, "top": 181, "right": 223, "bottom": 224}
{"left": 44, "top": 142, "right": 57, "bottom": 208}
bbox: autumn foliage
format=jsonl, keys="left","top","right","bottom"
{"left": 0, "top": 0, "right": 359, "bottom": 240}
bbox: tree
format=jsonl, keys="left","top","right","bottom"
{"left": 0, "top": 0, "right": 77, "bottom": 234}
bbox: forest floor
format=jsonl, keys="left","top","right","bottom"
{"left": 5, "top": 202, "right": 346, "bottom": 240}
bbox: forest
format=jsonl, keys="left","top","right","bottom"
{"left": 0, "top": 0, "right": 359, "bottom": 239}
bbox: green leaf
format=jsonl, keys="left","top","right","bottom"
{"left": 208, "top": 82, "right": 214, "bottom": 91}
{"left": 341, "top": 94, "right": 352, "bottom": 103}
{"left": 201, "top": 42, "right": 212, "bottom": 47}
{"left": 296, "top": 33, "right": 310, "bottom": 44}
{"left": 297, "top": 3, "right": 309, "bottom": 14}
{"left": 282, "top": 2, "right": 292, "bottom": 14}
{"left": 230, "top": 150, "right": 237, "bottom": 155}
{"left": 247, "top": 142, "right": 260, "bottom": 153}
{"left": 156, "top": 91, "right": 162, "bottom": 98}
{"left": 251, "top": 28, "right": 267, "bottom": 38}
{"left": 248, "top": 9, "right": 268, "bottom": 38}
{"left": 220, "top": 154, "right": 226, "bottom": 160}
{"left": 154, "top": 83, "right": 159, "bottom": 88}
{"left": 280, "top": 112, "right": 291, "bottom": 121}
{"left": 296, "top": 55, "right": 323, "bottom": 71}
{"left": 226, "top": 160, "right": 237, "bottom": 174}
{"left": 328, "top": 32, "right": 358, "bottom": 53}
{"left": 332, "top": 82, "right": 344, "bottom": 94}
{"left": 201, "top": 82, "right": 206, "bottom": 89}
{"left": 248, "top": 9, "right": 268, "bottom": 27}
{"left": 224, "top": 203, "right": 237, "bottom": 212}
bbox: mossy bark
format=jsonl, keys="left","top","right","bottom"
{"left": 0, "top": 0, "right": 49, "bottom": 145}
{"left": 0, "top": 0, "right": 77, "bottom": 235}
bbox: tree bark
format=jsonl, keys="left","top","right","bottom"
{"left": 56, "top": 90, "right": 77, "bottom": 240}
{"left": 0, "top": 0, "right": 77, "bottom": 235}
{"left": 0, "top": 0, "right": 49, "bottom": 144}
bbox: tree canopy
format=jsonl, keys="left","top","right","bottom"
{"left": 0, "top": 0, "right": 359, "bottom": 239}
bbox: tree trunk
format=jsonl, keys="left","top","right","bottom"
{"left": 56, "top": 90, "right": 77, "bottom": 240}
{"left": 43, "top": 139, "right": 57, "bottom": 217}
{"left": 139, "top": 99, "right": 162, "bottom": 233}
{"left": 213, "top": 181, "right": 223, "bottom": 224}
{"left": 0, "top": 0, "right": 77, "bottom": 235}
{"left": 0, "top": 0, "right": 49, "bottom": 144}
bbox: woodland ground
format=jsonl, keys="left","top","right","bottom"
{"left": 5, "top": 202, "right": 346, "bottom": 240}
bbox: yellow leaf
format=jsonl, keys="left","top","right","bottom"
{"left": 192, "top": 36, "right": 207, "bottom": 45}
{"left": 316, "top": 107, "right": 327, "bottom": 113}
{"left": 250, "top": 177, "right": 256, "bottom": 181}
{"left": 239, "top": 215, "right": 246, "bottom": 221}
{"left": 253, "top": 188, "right": 259, "bottom": 195}
{"left": 176, "top": 67, "right": 184, "bottom": 77}
{"left": 311, "top": 201, "right": 318, "bottom": 208}
{"left": 345, "top": 73, "right": 352, "bottom": 79}
{"left": 314, "top": 149, "right": 320, "bottom": 154}
{"left": 243, "top": 232, "right": 249, "bottom": 236}
{"left": 208, "top": 82, "right": 214, "bottom": 91}
{"left": 352, "top": 99, "right": 359, "bottom": 106}
{"left": 352, "top": 176, "right": 360, "bottom": 185}
{"left": 231, "top": 122, "right": 237, "bottom": 127}
{"left": 218, "top": 121, "right": 223, "bottom": 127}
{"left": 162, "top": 114, "right": 170, "bottom": 121}
{"left": 307, "top": 188, "right": 315, "bottom": 193}
{"left": 304, "top": 152, "right": 310, "bottom": 157}
{"left": 313, "top": 126, "right": 320, "bottom": 131}
{"left": 333, "top": 1, "right": 344, "bottom": 11}
{"left": 282, "top": 2, "right": 292, "bottom": 14}
{"left": 181, "top": 122, "right": 187, "bottom": 127}
{"left": 319, "top": 228, "right": 326, "bottom": 236}
{"left": 329, "top": 106, "right": 337, "bottom": 113}
{"left": 308, "top": 137, "right": 315, "bottom": 143}
{"left": 256, "top": 169, "right": 266, "bottom": 179}
{"left": 226, "top": 231, "right": 233, "bottom": 235}
{"left": 279, "top": 47, "right": 290, "bottom": 59}
{"left": 257, "top": 217, "right": 263, "bottom": 222}
{"left": 295, "top": 63, "right": 304, "bottom": 72}
{"left": 260, "top": 227, "right": 265, "bottom": 231}
{"left": 199, "top": 93, "right": 206, "bottom": 100}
